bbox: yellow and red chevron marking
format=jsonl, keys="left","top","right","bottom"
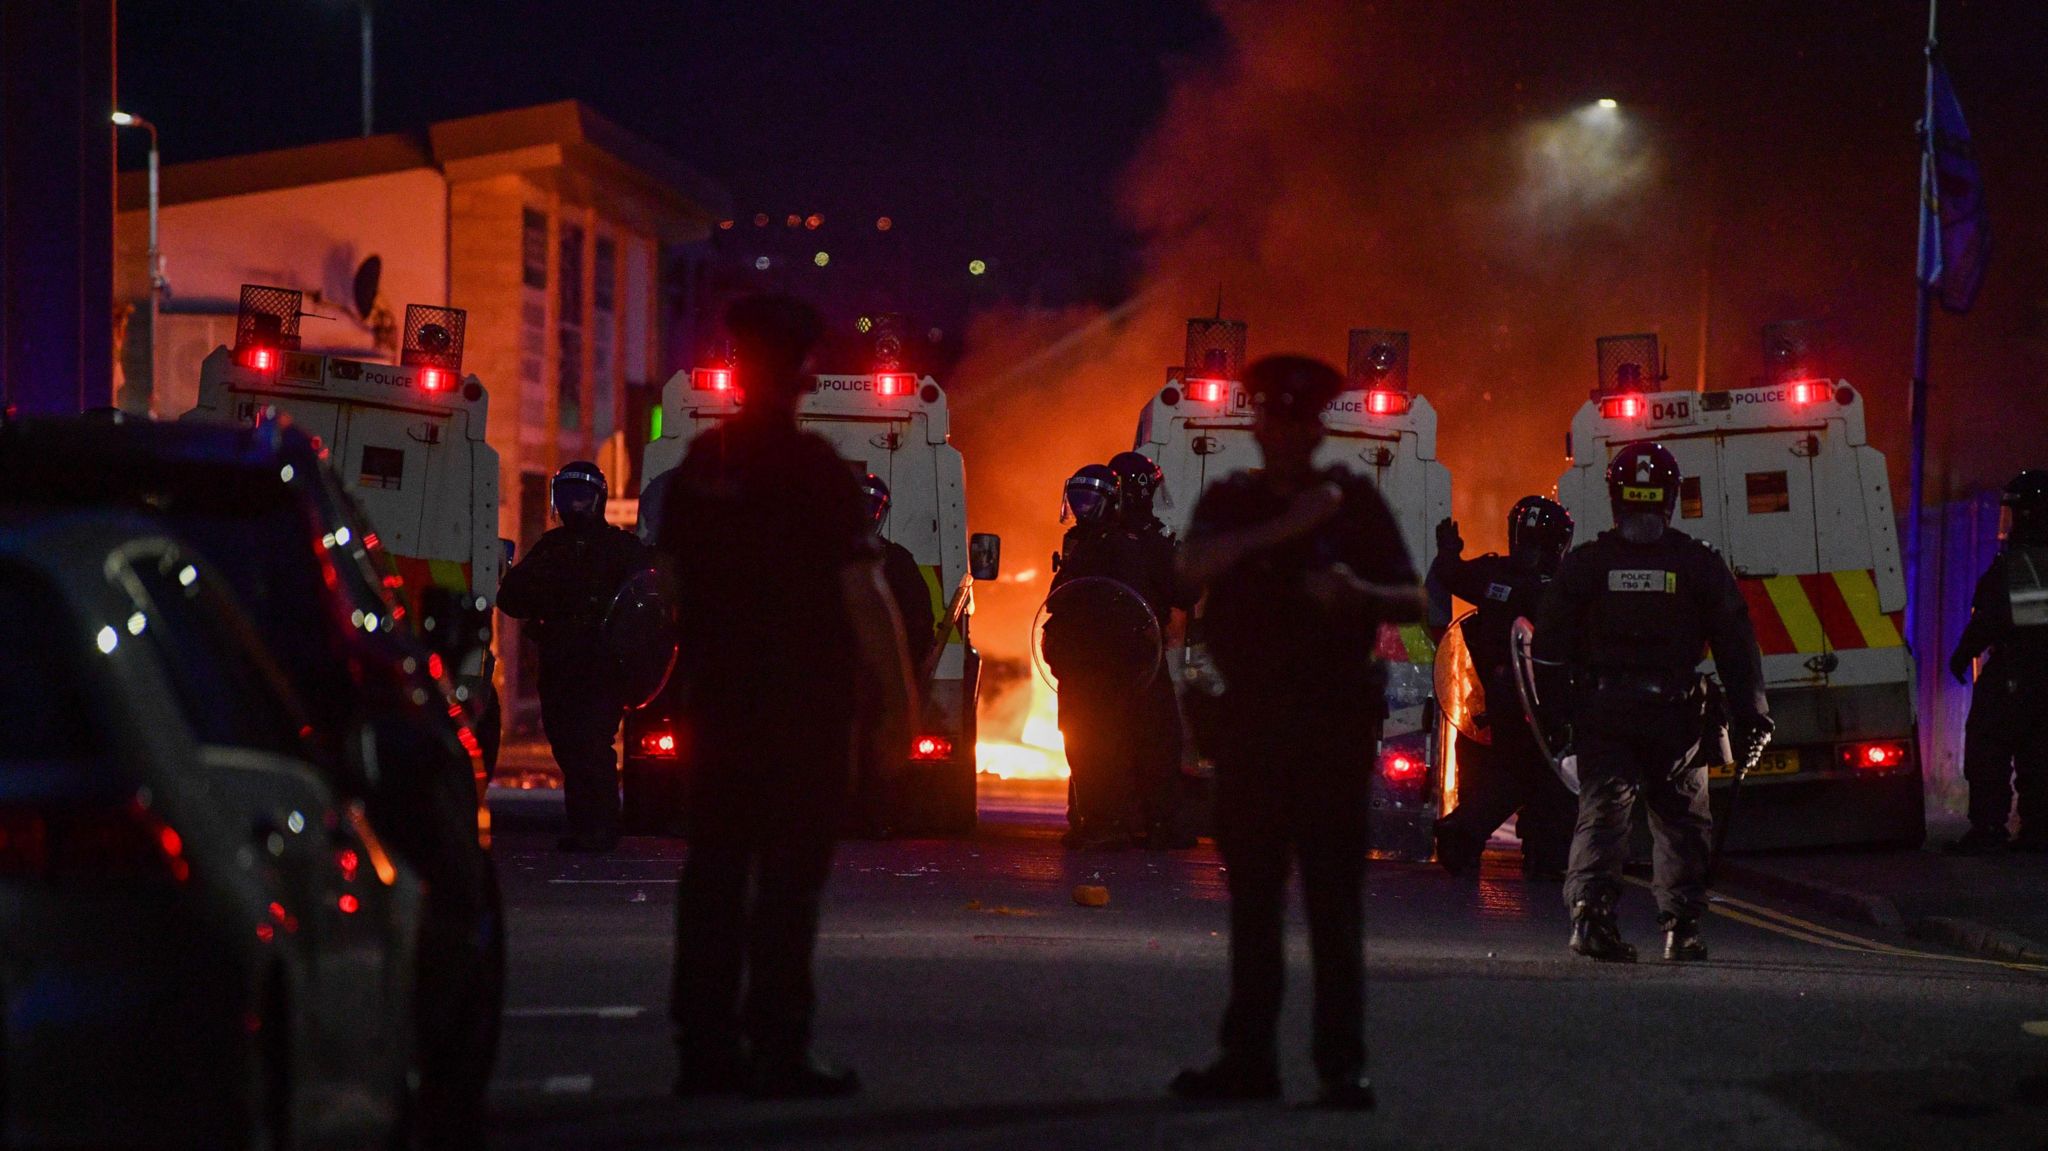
{"left": 374, "top": 551, "right": 474, "bottom": 614}
{"left": 1737, "top": 570, "right": 1904, "bottom": 657}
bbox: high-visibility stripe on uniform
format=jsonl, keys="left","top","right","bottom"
{"left": 1739, "top": 570, "right": 1905, "bottom": 656}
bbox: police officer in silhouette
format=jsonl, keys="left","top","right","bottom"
{"left": 1430, "top": 497, "right": 1578, "bottom": 878}
{"left": 1948, "top": 469, "right": 2048, "bottom": 854}
{"left": 497, "top": 460, "right": 649, "bottom": 852}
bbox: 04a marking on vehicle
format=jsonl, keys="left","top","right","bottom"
{"left": 1709, "top": 749, "right": 1800, "bottom": 779}
{"left": 1609, "top": 569, "right": 1676, "bottom": 593}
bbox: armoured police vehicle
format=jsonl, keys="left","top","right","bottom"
{"left": 184, "top": 285, "right": 505, "bottom": 769}
{"left": 1136, "top": 319, "right": 1453, "bottom": 859}
{"left": 625, "top": 353, "right": 998, "bottom": 835}
{"left": 1555, "top": 326, "right": 1921, "bottom": 849}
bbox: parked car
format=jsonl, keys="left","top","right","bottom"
{"left": 0, "top": 513, "right": 422, "bottom": 1148}
{"left": 0, "top": 416, "right": 503, "bottom": 1145}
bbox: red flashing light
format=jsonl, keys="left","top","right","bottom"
{"left": 876, "top": 371, "right": 915, "bottom": 397}
{"left": 639, "top": 729, "right": 679, "bottom": 758}
{"left": 1379, "top": 748, "right": 1426, "bottom": 785}
{"left": 1366, "top": 390, "right": 1412, "bottom": 416}
{"left": 0, "top": 800, "right": 190, "bottom": 882}
{"left": 336, "top": 848, "right": 360, "bottom": 883}
{"left": 419, "top": 367, "right": 449, "bottom": 392}
{"left": 693, "top": 367, "right": 735, "bottom": 392}
{"left": 1601, "top": 395, "right": 1644, "bottom": 420}
{"left": 338, "top": 893, "right": 361, "bottom": 915}
{"left": 911, "top": 735, "right": 954, "bottom": 761}
{"left": 238, "top": 346, "right": 277, "bottom": 372}
{"left": 1189, "top": 379, "right": 1228, "bottom": 404}
{"left": 1840, "top": 741, "right": 1908, "bottom": 772}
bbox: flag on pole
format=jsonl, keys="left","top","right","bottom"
{"left": 1922, "top": 60, "right": 1989, "bottom": 314}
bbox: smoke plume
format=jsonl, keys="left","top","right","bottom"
{"left": 953, "top": 0, "right": 2048, "bottom": 734}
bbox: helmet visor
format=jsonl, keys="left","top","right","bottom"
{"left": 553, "top": 479, "right": 603, "bottom": 520}
{"left": 1067, "top": 488, "right": 1111, "bottom": 523}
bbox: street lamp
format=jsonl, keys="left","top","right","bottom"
{"left": 113, "top": 110, "right": 163, "bottom": 413}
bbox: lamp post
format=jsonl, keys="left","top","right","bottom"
{"left": 360, "top": 1, "right": 374, "bottom": 136}
{"left": 112, "top": 111, "right": 162, "bottom": 413}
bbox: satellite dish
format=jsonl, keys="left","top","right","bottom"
{"left": 352, "top": 255, "right": 383, "bottom": 319}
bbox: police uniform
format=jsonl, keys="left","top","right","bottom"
{"left": 1187, "top": 464, "right": 1416, "bottom": 1088}
{"left": 497, "top": 509, "right": 649, "bottom": 849}
{"left": 1535, "top": 521, "right": 1766, "bottom": 952}
{"left": 1048, "top": 516, "right": 1182, "bottom": 843}
{"left": 1430, "top": 548, "right": 1575, "bottom": 874}
{"left": 1951, "top": 536, "right": 2048, "bottom": 853}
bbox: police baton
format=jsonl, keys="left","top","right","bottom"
{"left": 1708, "top": 721, "right": 1770, "bottom": 879}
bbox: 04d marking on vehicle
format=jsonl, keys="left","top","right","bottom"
{"left": 1609, "top": 569, "right": 1676, "bottom": 593}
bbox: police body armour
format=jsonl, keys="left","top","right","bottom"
{"left": 2009, "top": 546, "right": 2048, "bottom": 629}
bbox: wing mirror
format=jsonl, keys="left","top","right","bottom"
{"left": 970, "top": 533, "right": 1002, "bottom": 582}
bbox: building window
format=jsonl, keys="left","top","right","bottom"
{"left": 1746, "top": 471, "right": 1791, "bottom": 515}
{"left": 1680, "top": 476, "right": 1703, "bottom": 519}
{"left": 558, "top": 223, "right": 585, "bottom": 431}
{"left": 521, "top": 209, "right": 548, "bottom": 290}
{"left": 594, "top": 237, "right": 616, "bottom": 314}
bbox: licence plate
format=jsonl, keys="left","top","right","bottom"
{"left": 1709, "top": 749, "right": 1800, "bottom": 780}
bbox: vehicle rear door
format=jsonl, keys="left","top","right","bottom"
{"left": 114, "top": 545, "right": 413, "bottom": 1120}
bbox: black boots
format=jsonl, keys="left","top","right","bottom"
{"left": 1947, "top": 826, "right": 2010, "bottom": 856}
{"left": 1661, "top": 915, "right": 1708, "bottom": 962}
{"left": 1169, "top": 1057, "right": 1282, "bottom": 1102}
{"left": 1569, "top": 897, "right": 1638, "bottom": 963}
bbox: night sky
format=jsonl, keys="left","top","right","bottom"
{"left": 115, "top": 0, "right": 1222, "bottom": 329}
{"left": 118, "top": 2, "right": 2048, "bottom": 623}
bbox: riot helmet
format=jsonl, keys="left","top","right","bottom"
{"left": 1606, "top": 442, "right": 1681, "bottom": 543}
{"left": 551, "top": 460, "right": 607, "bottom": 527}
{"left": 1507, "top": 495, "right": 1575, "bottom": 574}
{"left": 1108, "top": 451, "right": 1166, "bottom": 518}
{"left": 1063, "top": 463, "right": 1120, "bottom": 526}
{"left": 861, "top": 473, "right": 892, "bottom": 531}
{"left": 2003, "top": 469, "right": 2048, "bottom": 547}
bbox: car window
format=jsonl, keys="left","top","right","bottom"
{"left": 118, "top": 548, "right": 310, "bottom": 759}
{"left": 0, "top": 563, "right": 101, "bottom": 765}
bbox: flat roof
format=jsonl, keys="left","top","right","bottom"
{"left": 120, "top": 100, "right": 729, "bottom": 231}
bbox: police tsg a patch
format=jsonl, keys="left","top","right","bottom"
{"left": 1486, "top": 582, "right": 1514, "bottom": 602}
{"left": 1608, "top": 568, "right": 1677, "bottom": 593}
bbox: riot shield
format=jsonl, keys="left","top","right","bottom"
{"left": 604, "top": 568, "right": 678, "bottom": 710}
{"left": 1508, "top": 617, "right": 1579, "bottom": 795}
{"left": 1032, "top": 576, "right": 1163, "bottom": 695}
{"left": 1433, "top": 611, "right": 1488, "bottom": 746}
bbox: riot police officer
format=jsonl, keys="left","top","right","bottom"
{"left": 853, "top": 474, "right": 937, "bottom": 837}
{"left": 1045, "top": 463, "right": 1178, "bottom": 848}
{"left": 1430, "top": 497, "right": 1578, "bottom": 878}
{"left": 1107, "top": 450, "right": 1195, "bottom": 848}
{"left": 862, "top": 474, "right": 938, "bottom": 672}
{"left": 1534, "top": 442, "right": 1770, "bottom": 962}
{"left": 497, "top": 461, "right": 651, "bottom": 852}
{"left": 1171, "top": 355, "right": 1424, "bottom": 1110}
{"left": 1948, "top": 469, "right": 2048, "bottom": 855}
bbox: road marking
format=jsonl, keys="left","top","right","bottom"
{"left": 505, "top": 1006, "right": 646, "bottom": 1020}
{"left": 542, "top": 1075, "right": 594, "bottom": 1094}
{"left": 548, "top": 878, "right": 680, "bottom": 884}
{"left": 1623, "top": 878, "right": 2048, "bottom": 973}
{"left": 2023, "top": 1021, "right": 2048, "bottom": 1038}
